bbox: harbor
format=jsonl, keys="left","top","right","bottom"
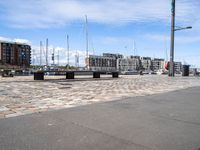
{"left": 0, "top": 0, "right": 200, "bottom": 149}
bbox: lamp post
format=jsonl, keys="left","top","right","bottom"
{"left": 169, "top": 0, "right": 192, "bottom": 77}
{"left": 169, "top": 0, "right": 176, "bottom": 77}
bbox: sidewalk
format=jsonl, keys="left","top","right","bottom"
{"left": 0, "top": 87, "right": 200, "bottom": 150}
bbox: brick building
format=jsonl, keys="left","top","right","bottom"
{"left": 0, "top": 41, "right": 31, "bottom": 67}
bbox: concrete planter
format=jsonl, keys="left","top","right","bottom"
{"left": 112, "top": 72, "right": 119, "bottom": 78}
{"left": 66, "top": 72, "right": 75, "bottom": 79}
{"left": 93, "top": 72, "right": 100, "bottom": 78}
{"left": 182, "top": 65, "right": 190, "bottom": 76}
{"left": 34, "top": 72, "right": 44, "bottom": 80}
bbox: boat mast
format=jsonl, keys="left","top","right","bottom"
{"left": 57, "top": 49, "right": 59, "bottom": 67}
{"left": 67, "top": 35, "right": 70, "bottom": 69}
{"left": 52, "top": 48, "right": 55, "bottom": 65}
{"left": 85, "top": 15, "right": 89, "bottom": 69}
{"left": 46, "top": 38, "right": 48, "bottom": 66}
{"left": 40, "top": 41, "right": 42, "bottom": 66}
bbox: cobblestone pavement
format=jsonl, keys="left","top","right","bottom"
{"left": 0, "top": 75, "right": 200, "bottom": 119}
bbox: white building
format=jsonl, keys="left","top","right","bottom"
{"left": 152, "top": 58, "right": 165, "bottom": 71}
{"left": 141, "top": 57, "right": 152, "bottom": 72}
{"left": 86, "top": 54, "right": 120, "bottom": 71}
{"left": 174, "top": 62, "right": 182, "bottom": 73}
{"left": 117, "top": 56, "right": 140, "bottom": 71}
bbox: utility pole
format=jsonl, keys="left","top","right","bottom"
{"left": 67, "top": 35, "right": 70, "bottom": 69}
{"left": 169, "top": 0, "right": 175, "bottom": 77}
{"left": 46, "top": 38, "right": 49, "bottom": 66}
{"left": 40, "top": 41, "right": 42, "bottom": 66}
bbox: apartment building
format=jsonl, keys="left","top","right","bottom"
{"left": 151, "top": 58, "right": 165, "bottom": 71}
{"left": 0, "top": 41, "right": 31, "bottom": 67}
{"left": 86, "top": 54, "right": 118, "bottom": 71}
{"left": 117, "top": 56, "right": 141, "bottom": 71}
{"left": 141, "top": 57, "right": 152, "bottom": 72}
{"left": 103, "top": 53, "right": 123, "bottom": 59}
{"left": 174, "top": 62, "right": 182, "bottom": 73}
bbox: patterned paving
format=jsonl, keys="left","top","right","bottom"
{"left": 0, "top": 75, "right": 200, "bottom": 118}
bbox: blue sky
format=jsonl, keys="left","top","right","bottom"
{"left": 0, "top": 0, "right": 199, "bottom": 67}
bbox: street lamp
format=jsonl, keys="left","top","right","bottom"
{"left": 174, "top": 26, "right": 192, "bottom": 31}
{"left": 169, "top": 0, "right": 192, "bottom": 77}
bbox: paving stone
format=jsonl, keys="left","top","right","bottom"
{"left": 1, "top": 75, "right": 200, "bottom": 119}
{"left": 5, "top": 112, "right": 23, "bottom": 118}
{"left": 0, "top": 106, "right": 9, "bottom": 112}
{"left": 2, "top": 110, "right": 14, "bottom": 115}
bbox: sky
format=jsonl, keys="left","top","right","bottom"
{"left": 0, "top": 0, "right": 199, "bottom": 67}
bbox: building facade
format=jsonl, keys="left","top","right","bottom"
{"left": 174, "top": 62, "right": 182, "bottom": 73}
{"left": 86, "top": 52, "right": 182, "bottom": 74}
{"left": 151, "top": 58, "right": 165, "bottom": 71}
{"left": 117, "top": 56, "right": 141, "bottom": 71}
{"left": 103, "top": 53, "right": 123, "bottom": 59}
{"left": 141, "top": 57, "right": 152, "bottom": 72}
{"left": 87, "top": 55, "right": 118, "bottom": 71}
{"left": 0, "top": 41, "right": 31, "bottom": 67}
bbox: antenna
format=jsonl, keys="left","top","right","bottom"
{"left": 67, "top": 35, "right": 70, "bottom": 69}
{"left": 46, "top": 38, "right": 48, "bottom": 66}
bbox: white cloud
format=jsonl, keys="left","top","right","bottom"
{"left": 145, "top": 33, "right": 200, "bottom": 44}
{"left": 13, "top": 39, "right": 31, "bottom": 44}
{"left": 0, "top": 0, "right": 199, "bottom": 28}
{"left": 0, "top": 36, "right": 12, "bottom": 41}
{"left": 99, "top": 36, "right": 133, "bottom": 45}
{"left": 0, "top": 36, "right": 31, "bottom": 44}
{"left": 31, "top": 44, "right": 87, "bottom": 66}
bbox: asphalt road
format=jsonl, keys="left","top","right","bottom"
{"left": 0, "top": 87, "right": 200, "bottom": 150}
